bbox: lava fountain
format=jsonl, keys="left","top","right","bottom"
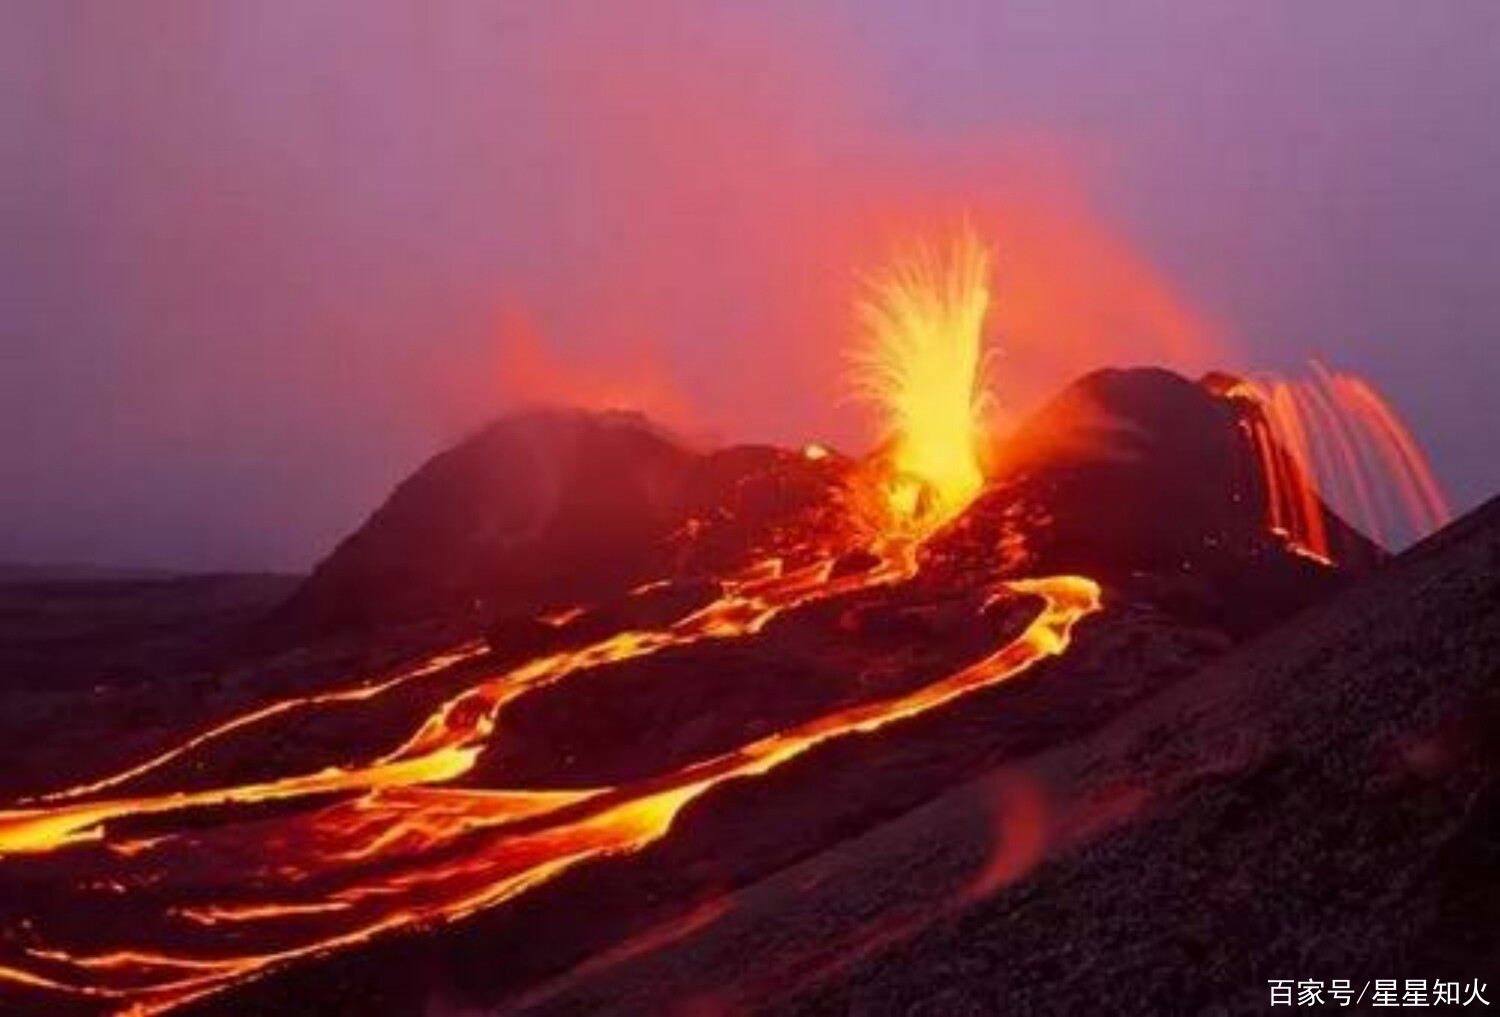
{"left": 850, "top": 225, "right": 994, "bottom": 529}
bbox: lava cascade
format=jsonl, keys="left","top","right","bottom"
{"left": 1218, "top": 363, "right": 1450, "bottom": 560}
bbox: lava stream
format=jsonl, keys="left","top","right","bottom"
{"left": 0, "top": 549, "right": 913, "bottom": 857}
{"left": 0, "top": 556, "right": 1098, "bottom": 1015}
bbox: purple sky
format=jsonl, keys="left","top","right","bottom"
{"left": 3, "top": 1, "right": 1497, "bottom": 570}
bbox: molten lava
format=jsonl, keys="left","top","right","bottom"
{"left": 1220, "top": 363, "right": 1450, "bottom": 560}
{"left": 851, "top": 225, "right": 994, "bottom": 529}
{"left": 0, "top": 551, "right": 1099, "bottom": 1015}
{"left": 0, "top": 228, "right": 1110, "bottom": 1015}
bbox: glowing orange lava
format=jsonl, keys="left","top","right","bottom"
{"left": 1220, "top": 363, "right": 1450, "bottom": 559}
{"left": 0, "top": 547, "right": 1098, "bottom": 1015}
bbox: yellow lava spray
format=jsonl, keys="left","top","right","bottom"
{"left": 851, "top": 225, "right": 994, "bottom": 528}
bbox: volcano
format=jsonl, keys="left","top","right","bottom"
{"left": 285, "top": 367, "right": 1378, "bottom": 639}
{"left": 0, "top": 360, "right": 1476, "bottom": 1017}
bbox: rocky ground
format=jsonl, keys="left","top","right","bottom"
{"left": 0, "top": 570, "right": 297, "bottom": 796}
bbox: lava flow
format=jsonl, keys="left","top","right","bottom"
{"left": 0, "top": 228, "right": 1103, "bottom": 1015}
{"left": 1219, "top": 363, "right": 1450, "bottom": 560}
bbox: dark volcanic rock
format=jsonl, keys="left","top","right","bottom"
{"left": 929, "top": 367, "right": 1384, "bottom": 636}
{"left": 278, "top": 411, "right": 848, "bottom": 636}
{"left": 989, "top": 366, "right": 1381, "bottom": 576}
{"left": 278, "top": 410, "right": 696, "bottom": 634}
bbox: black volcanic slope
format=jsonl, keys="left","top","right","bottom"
{"left": 517, "top": 494, "right": 1500, "bottom": 1017}
{"left": 988, "top": 366, "right": 1383, "bottom": 577}
{"left": 279, "top": 408, "right": 849, "bottom": 635}
{"left": 279, "top": 409, "right": 701, "bottom": 633}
